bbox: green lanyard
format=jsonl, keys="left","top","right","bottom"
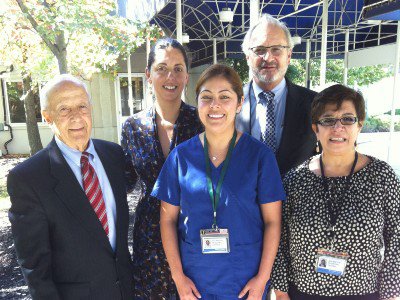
{"left": 203, "top": 130, "right": 237, "bottom": 229}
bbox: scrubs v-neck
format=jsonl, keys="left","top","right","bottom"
{"left": 151, "top": 133, "right": 285, "bottom": 297}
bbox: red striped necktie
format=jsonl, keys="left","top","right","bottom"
{"left": 80, "top": 151, "right": 109, "bottom": 236}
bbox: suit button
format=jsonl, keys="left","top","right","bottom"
{"left": 115, "top": 257, "right": 118, "bottom": 262}
{"left": 116, "top": 280, "right": 120, "bottom": 285}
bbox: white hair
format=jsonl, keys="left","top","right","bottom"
{"left": 242, "top": 13, "right": 294, "bottom": 56}
{"left": 40, "top": 74, "right": 91, "bottom": 110}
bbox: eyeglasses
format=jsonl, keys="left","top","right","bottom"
{"left": 248, "top": 45, "right": 290, "bottom": 57}
{"left": 317, "top": 116, "right": 358, "bottom": 127}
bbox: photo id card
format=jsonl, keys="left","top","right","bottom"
{"left": 200, "top": 228, "right": 230, "bottom": 254}
{"left": 315, "top": 248, "right": 349, "bottom": 276}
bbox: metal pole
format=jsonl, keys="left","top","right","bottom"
{"left": 127, "top": 54, "right": 134, "bottom": 116}
{"left": 213, "top": 38, "right": 217, "bottom": 64}
{"left": 176, "top": 0, "right": 182, "bottom": 43}
{"left": 320, "top": 0, "right": 328, "bottom": 86}
{"left": 343, "top": 29, "right": 349, "bottom": 85}
{"left": 146, "top": 38, "right": 151, "bottom": 109}
{"left": 224, "top": 40, "right": 227, "bottom": 59}
{"left": 378, "top": 23, "right": 381, "bottom": 46}
{"left": 305, "top": 39, "right": 311, "bottom": 88}
{"left": 387, "top": 22, "right": 400, "bottom": 163}
{"left": 250, "top": 0, "right": 260, "bottom": 27}
{"left": 249, "top": 0, "right": 260, "bottom": 81}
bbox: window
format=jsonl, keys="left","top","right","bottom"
{"left": 119, "top": 76, "right": 145, "bottom": 117}
{"left": 4, "top": 80, "right": 43, "bottom": 124}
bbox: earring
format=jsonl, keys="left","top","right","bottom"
{"left": 316, "top": 140, "right": 321, "bottom": 153}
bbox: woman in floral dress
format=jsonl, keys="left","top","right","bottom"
{"left": 121, "top": 37, "right": 203, "bottom": 299}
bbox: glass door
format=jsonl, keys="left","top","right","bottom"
{"left": 116, "top": 74, "right": 146, "bottom": 134}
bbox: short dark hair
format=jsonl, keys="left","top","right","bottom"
{"left": 195, "top": 64, "right": 243, "bottom": 103}
{"left": 147, "top": 37, "right": 189, "bottom": 71}
{"left": 311, "top": 84, "right": 366, "bottom": 124}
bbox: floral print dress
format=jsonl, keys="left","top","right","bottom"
{"left": 121, "top": 101, "right": 203, "bottom": 299}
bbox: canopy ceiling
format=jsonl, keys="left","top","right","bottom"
{"left": 123, "top": 0, "right": 399, "bottom": 67}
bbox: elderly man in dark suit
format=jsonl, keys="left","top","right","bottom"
{"left": 236, "top": 14, "right": 317, "bottom": 176}
{"left": 7, "top": 74, "right": 133, "bottom": 300}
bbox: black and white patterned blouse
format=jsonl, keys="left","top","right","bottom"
{"left": 271, "top": 155, "right": 400, "bottom": 299}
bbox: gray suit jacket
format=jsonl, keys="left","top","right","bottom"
{"left": 236, "top": 78, "right": 317, "bottom": 176}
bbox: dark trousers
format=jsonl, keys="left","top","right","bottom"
{"left": 288, "top": 285, "right": 379, "bottom": 300}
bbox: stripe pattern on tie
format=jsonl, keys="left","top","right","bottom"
{"left": 80, "top": 151, "right": 109, "bottom": 236}
{"left": 260, "top": 91, "right": 276, "bottom": 152}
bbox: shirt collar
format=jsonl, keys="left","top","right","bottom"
{"left": 55, "top": 136, "right": 95, "bottom": 166}
{"left": 253, "top": 78, "right": 287, "bottom": 104}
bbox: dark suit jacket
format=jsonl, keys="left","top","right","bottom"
{"left": 7, "top": 139, "right": 133, "bottom": 300}
{"left": 236, "top": 78, "right": 317, "bottom": 176}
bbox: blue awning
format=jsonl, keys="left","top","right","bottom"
{"left": 123, "top": 0, "right": 399, "bottom": 66}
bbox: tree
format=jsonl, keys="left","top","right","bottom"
{"left": 286, "top": 59, "right": 391, "bottom": 87}
{"left": 226, "top": 57, "right": 391, "bottom": 88}
{"left": 0, "top": 0, "right": 162, "bottom": 154}
{"left": 0, "top": 2, "right": 48, "bottom": 154}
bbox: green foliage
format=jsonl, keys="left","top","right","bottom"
{"left": 384, "top": 109, "right": 400, "bottom": 115}
{"left": 286, "top": 60, "right": 306, "bottom": 85}
{"left": 0, "top": 0, "right": 163, "bottom": 79}
{"left": 225, "top": 58, "right": 250, "bottom": 84}
{"left": 287, "top": 59, "right": 392, "bottom": 87}
{"left": 362, "top": 116, "right": 400, "bottom": 132}
{"left": 223, "top": 56, "right": 392, "bottom": 88}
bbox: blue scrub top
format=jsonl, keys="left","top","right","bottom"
{"left": 151, "top": 133, "right": 286, "bottom": 296}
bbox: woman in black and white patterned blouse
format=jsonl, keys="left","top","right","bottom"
{"left": 272, "top": 84, "right": 400, "bottom": 300}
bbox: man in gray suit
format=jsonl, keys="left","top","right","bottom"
{"left": 236, "top": 14, "right": 316, "bottom": 176}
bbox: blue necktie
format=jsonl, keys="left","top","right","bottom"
{"left": 260, "top": 91, "right": 276, "bottom": 152}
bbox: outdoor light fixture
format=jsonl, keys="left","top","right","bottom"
{"left": 366, "top": 20, "right": 382, "bottom": 25}
{"left": 182, "top": 33, "right": 190, "bottom": 44}
{"left": 292, "top": 35, "right": 302, "bottom": 45}
{"left": 219, "top": 7, "right": 234, "bottom": 23}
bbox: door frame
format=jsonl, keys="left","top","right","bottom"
{"left": 115, "top": 73, "right": 147, "bottom": 143}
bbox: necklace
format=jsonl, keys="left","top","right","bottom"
{"left": 209, "top": 149, "right": 228, "bottom": 162}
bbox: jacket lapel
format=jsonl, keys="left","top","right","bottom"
{"left": 49, "top": 139, "right": 113, "bottom": 254}
{"left": 236, "top": 81, "right": 252, "bottom": 134}
{"left": 93, "top": 140, "right": 126, "bottom": 253}
{"left": 276, "top": 79, "right": 302, "bottom": 160}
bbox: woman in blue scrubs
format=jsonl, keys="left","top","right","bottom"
{"left": 152, "top": 64, "right": 285, "bottom": 299}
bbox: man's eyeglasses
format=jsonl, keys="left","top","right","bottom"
{"left": 317, "top": 116, "right": 358, "bottom": 127}
{"left": 248, "top": 45, "right": 290, "bottom": 57}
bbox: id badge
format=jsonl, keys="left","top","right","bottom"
{"left": 315, "top": 248, "right": 349, "bottom": 276}
{"left": 200, "top": 228, "right": 230, "bottom": 254}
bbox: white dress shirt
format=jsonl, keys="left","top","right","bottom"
{"left": 55, "top": 136, "right": 117, "bottom": 251}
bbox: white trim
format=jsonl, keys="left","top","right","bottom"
{"left": 115, "top": 73, "right": 147, "bottom": 143}
{"left": 2, "top": 78, "right": 46, "bottom": 125}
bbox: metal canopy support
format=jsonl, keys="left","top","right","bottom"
{"left": 127, "top": 54, "right": 134, "bottom": 116}
{"left": 213, "top": 38, "right": 217, "bottom": 64}
{"left": 249, "top": 0, "right": 260, "bottom": 80}
{"left": 250, "top": 0, "right": 260, "bottom": 27}
{"left": 320, "top": 0, "right": 328, "bottom": 86}
{"left": 387, "top": 21, "right": 400, "bottom": 163}
{"left": 224, "top": 40, "right": 227, "bottom": 59}
{"left": 305, "top": 39, "right": 311, "bottom": 88}
{"left": 343, "top": 29, "right": 349, "bottom": 85}
{"left": 176, "top": 0, "right": 182, "bottom": 43}
{"left": 146, "top": 38, "right": 152, "bottom": 109}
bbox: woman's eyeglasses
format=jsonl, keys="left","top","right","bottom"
{"left": 248, "top": 45, "right": 290, "bottom": 57}
{"left": 317, "top": 116, "right": 358, "bottom": 127}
